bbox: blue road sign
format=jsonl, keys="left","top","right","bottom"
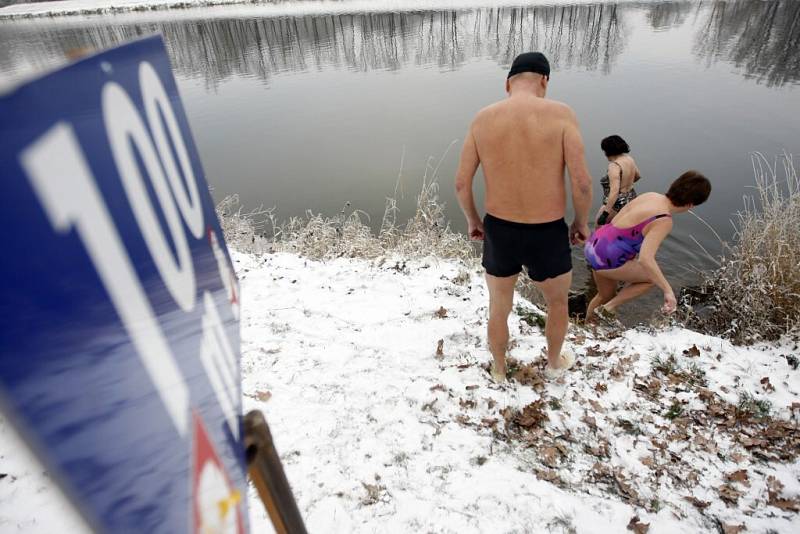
{"left": 0, "top": 35, "right": 247, "bottom": 533}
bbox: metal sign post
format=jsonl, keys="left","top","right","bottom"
{"left": 244, "top": 410, "right": 308, "bottom": 534}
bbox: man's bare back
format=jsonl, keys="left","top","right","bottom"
{"left": 454, "top": 70, "right": 592, "bottom": 243}
{"left": 472, "top": 94, "right": 575, "bottom": 224}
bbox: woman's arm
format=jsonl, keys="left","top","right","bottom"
{"left": 602, "top": 163, "right": 621, "bottom": 215}
{"left": 637, "top": 218, "right": 676, "bottom": 312}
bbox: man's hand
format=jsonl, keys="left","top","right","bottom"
{"left": 468, "top": 219, "right": 485, "bottom": 241}
{"left": 570, "top": 220, "right": 590, "bottom": 245}
{"left": 661, "top": 289, "right": 677, "bottom": 314}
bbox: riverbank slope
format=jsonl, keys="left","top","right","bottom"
{"left": 238, "top": 251, "right": 799, "bottom": 533}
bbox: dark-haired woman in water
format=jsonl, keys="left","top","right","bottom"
{"left": 585, "top": 171, "right": 712, "bottom": 320}
{"left": 596, "top": 135, "right": 641, "bottom": 226}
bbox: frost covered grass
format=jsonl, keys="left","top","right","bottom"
{"left": 688, "top": 152, "right": 800, "bottom": 344}
{"left": 236, "top": 251, "right": 800, "bottom": 533}
{"left": 216, "top": 153, "right": 477, "bottom": 263}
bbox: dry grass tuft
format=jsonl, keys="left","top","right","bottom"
{"left": 688, "top": 152, "right": 800, "bottom": 343}
{"left": 216, "top": 150, "right": 477, "bottom": 263}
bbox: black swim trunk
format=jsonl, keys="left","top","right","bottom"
{"left": 481, "top": 213, "right": 572, "bottom": 282}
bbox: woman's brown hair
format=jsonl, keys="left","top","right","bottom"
{"left": 666, "top": 171, "right": 711, "bottom": 207}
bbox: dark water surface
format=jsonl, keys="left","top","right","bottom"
{"left": 2, "top": 0, "right": 799, "bottom": 311}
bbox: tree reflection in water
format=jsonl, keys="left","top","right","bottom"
{"left": 694, "top": 0, "right": 800, "bottom": 87}
{"left": 0, "top": 4, "right": 626, "bottom": 88}
{"left": 1, "top": 2, "right": 797, "bottom": 88}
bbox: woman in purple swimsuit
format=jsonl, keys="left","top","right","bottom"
{"left": 584, "top": 171, "right": 711, "bottom": 320}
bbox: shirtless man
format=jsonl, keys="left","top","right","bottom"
{"left": 454, "top": 52, "right": 593, "bottom": 381}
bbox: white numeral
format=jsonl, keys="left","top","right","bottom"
{"left": 21, "top": 123, "right": 189, "bottom": 436}
{"left": 140, "top": 62, "right": 204, "bottom": 239}
{"left": 103, "top": 81, "right": 196, "bottom": 312}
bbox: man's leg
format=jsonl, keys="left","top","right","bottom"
{"left": 533, "top": 271, "right": 572, "bottom": 369}
{"left": 485, "top": 272, "right": 519, "bottom": 377}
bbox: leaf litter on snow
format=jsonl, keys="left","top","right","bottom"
{"left": 236, "top": 252, "right": 800, "bottom": 532}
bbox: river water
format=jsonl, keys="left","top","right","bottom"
{"left": 1, "top": 0, "right": 799, "bottom": 315}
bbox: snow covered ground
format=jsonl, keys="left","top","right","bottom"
{"left": 2, "top": 250, "right": 799, "bottom": 532}
{"left": 239, "top": 251, "right": 800, "bottom": 533}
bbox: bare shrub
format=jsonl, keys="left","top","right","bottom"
{"left": 214, "top": 194, "right": 270, "bottom": 254}
{"left": 689, "top": 152, "right": 800, "bottom": 343}
{"left": 215, "top": 147, "right": 478, "bottom": 263}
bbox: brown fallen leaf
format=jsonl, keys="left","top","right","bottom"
{"left": 721, "top": 523, "right": 746, "bottom": 534}
{"left": 434, "top": 306, "right": 448, "bottom": 318}
{"left": 361, "top": 482, "right": 386, "bottom": 506}
{"left": 626, "top": 515, "right": 649, "bottom": 534}
{"left": 726, "top": 469, "right": 750, "bottom": 487}
{"left": 459, "top": 398, "right": 476, "bottom": 409}
{"left": 683, "top": 344, "right": 701, "bottom": 357}
{"left": 582, "top": 414, "right": 598, "bottom": 431}
{"left": 766, "top": 475, "right": 784, "bottom": 500}
{"left": 586, "top": 442, "right": 610, "bottom": 458}
{"left": 255, "top": 390, "right": 272, "bottom": 402}
{"left": 534, "top": 468, "right": 560, "bottom": 483}
{"left": 541, "top": 446, "right": 560, "bottom": 468}
{"left": 614, "top": 470, "right": 638, "bottom": 502}
{"left": 481, "top": 417, "right": 498, "bottom": 429}
{"left": 588, "top": 399, "right": 606, "bottom": 413}
{"left": 759, "top": 376, "right": 775, "bottom": 393}
{"left": 435, "top": 339, "right": 444, "bottom": 359}
{"left": 515, "top": 400, "right": 549, "bottom": 429}
{"left": 770, "top": 498, "right": 800, "bottom": 512}
{"left": 683, "top": 495, "right": 710, "bottom": 509}
{"left": 595, "top": 382, "right": 608, "bottom": 394}
{"left": 455, "top": 414, "right": 470, "bottom": 425}
{"left": 465, "top": 384, "right": 479, "bottom": 391}
{"left": 586, "top": 344, "right": 608, "bottom": 357}
{"left": 729, "top": 451, "right": 747, "bottom": 463}
{"left": 719, "top": 483, "right": 742, "bottom": 506}
{"left": 766, "top": 475, "right": 800, "bottom": 511}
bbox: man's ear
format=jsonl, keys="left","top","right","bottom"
{"left": 505, "top": 78, "right": 511, "bottom": 93}
{"left": 541, "top": 76, "right": 549, "bottom": 91}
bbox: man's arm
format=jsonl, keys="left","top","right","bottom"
{"left": 455, "top": 123, "right": 483, "bottom": 240}
{"left": 563, "top": 108, "right": 593, "bottom": 243}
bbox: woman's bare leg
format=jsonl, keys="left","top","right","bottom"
{"left": 596, "top": 261, "right": 654, "bottom": 313}
{"left": 586, "top": 270, "right": 618, "bottom": 319}
{"left": 605, "top": 282, "right": 654, "bottom": 312}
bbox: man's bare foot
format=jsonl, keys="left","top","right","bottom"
{"left": 544, "top": 348, "right": 576, "bottom": 380}
{"left": 490, "top": 362, "right": 506, "bottom": 383}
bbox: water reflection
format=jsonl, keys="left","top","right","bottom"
{"left": 646, "top": 1, "right": 696, "bottom": 30}
{"left": 695, "top": 0, "right": 800, "bottom": 87}
{"left": 1, "top": 4, "right": 628, "bottom": 88}
{"left": 2, "top": 1, "right": 798, "bottom": 90}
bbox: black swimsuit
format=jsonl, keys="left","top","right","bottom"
{"left": 482, "top": 214, "right": 572, "bottom": 282}
{"left": 601, "top": 161, "right": 637, "bottom": 212}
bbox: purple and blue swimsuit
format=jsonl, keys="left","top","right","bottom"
{"left": 584, "top": 214, "right": 671, "bottom": 271}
